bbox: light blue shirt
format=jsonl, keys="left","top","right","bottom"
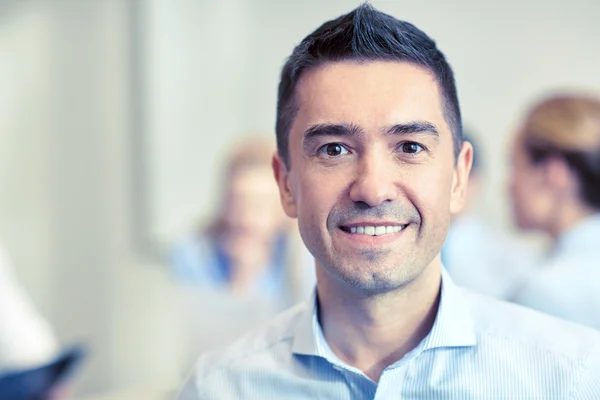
{"left": 514, "top": 214, "right": 600, "bottom": 331}
{"left": 442, "top": 214, "right": 538, "bottom": 299}
{"left": 171, "top": 233, "right": 316, "bottom": 309}
{"left": 178, "top": 270, "right": 600, "bottom": 399}
{"left": 171, "top": 234, "right": 290, "bottom": 304}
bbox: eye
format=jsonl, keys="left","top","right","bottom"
{"left": 398, "top": 142, "right": 424, "bottom": 154}
{"left": 319, "top": 143, "right": 349, "bottom": 157}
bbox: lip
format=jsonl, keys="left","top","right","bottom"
{"left": 336, "top": 223, "right": 409, "bottom": 247}
{"left": 340, "top": 221, "right": 407, "bottom": 228}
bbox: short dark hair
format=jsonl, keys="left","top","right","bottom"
{"left": 276, "top": 3, "right": 462, "bottom": 168}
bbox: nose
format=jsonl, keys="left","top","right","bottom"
{"left": 349, "top": 151, "right": 398, "bottom": 207}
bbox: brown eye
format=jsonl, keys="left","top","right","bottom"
{"left": 399, "top": 142, "right": 423, "bottom": 154}
{"left": 320, "top": 143, "right": 348, "bottom": 157}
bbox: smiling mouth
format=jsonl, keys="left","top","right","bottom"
{"left": 340, "top": 224, "right": 408, "bottom": 236}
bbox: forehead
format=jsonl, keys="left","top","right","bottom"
{"left": 511, "top": 127, "right": 528, "bottom": 149}
{"left": 510, "top": 128, "right": 530, "bottom": 161}
{"left": 291, "top": 61, "right": 447, "bottom": 133}
{"left": 229, "top": 166, "right": 275, "bottom": 191}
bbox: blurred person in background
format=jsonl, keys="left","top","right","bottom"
{"left": 442, "top": 132, "right": 536, "bottom": 299}
{"left": 509, "top": 94, "right": 600, "bottom": 330}
{"left": 171, "top": 137, "right": 315, "bottom": 368}
{"left": 171, "top": 137, "right": 314, "bottom": 304}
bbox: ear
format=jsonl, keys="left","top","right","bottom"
{"left": 450, "top": 141, "right": 474, "bottom": 215}
{"left": 272, "top": 154, "right": 298, "bottom": 218}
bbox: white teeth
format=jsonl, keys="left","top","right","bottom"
{"left": 347, "top": 225, "right": 405, "bottom": 236}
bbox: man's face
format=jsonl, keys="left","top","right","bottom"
{"left": 274, "top": 61, "right": 471, "bottom": 293}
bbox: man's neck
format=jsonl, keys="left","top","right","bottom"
{"left": 316, "top": 262, "right": 442, "bottom": 382}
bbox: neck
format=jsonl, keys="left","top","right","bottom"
{"left": 316, "top": 260, "right": 442, "bottom": 382}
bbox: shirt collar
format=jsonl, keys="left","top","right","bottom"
{"left": 291, "top": 267, "right": 476, "bottom": 358}
{"left": 419, "top": 268, "right": 476, "bottom": 351}
{"left": 291, "top": 290, "right": 319, "bottom": 356}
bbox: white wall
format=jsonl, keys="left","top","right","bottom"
{"left": 0, "top": 0, "right": 599, "bottom": 397}
{"left": 0, "top": 0, "right": 53, "bottom": 321}
{"left": 143, "top": 0, "right": 259, "bottom": 244}
{"left": 1, "top": 0, "right": 181, "bottom": 396}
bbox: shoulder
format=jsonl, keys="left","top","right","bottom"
{"left": 170, "top": 234, "right": 218, "bottom": 279}
{"left": 535, "top": 254, "right": 600, "bottom": 287}
{"left": 516, "top": 256, "right": 600, "bottom": 303}
{"left": 190, "top": 301, "right": 307, "bottom": 380}
{"left": 466, "top": 290, "right": 600, "bottom": 361}
{"left": 171, "top": 234, "right": 213, "bottom": 258}
{"left": 179, "top": 302, "right": 309, "bottom": 399}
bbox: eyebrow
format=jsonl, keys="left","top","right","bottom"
{"left": 303, "top": 120, "right": 439, "bottom": 140}
{"left": 385, "top": 121, "right": 439, "bottom": 137}
{"left": 303, "top": 123, "right": 364, "bottom": 140}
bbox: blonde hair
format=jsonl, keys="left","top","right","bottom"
{"left": 224, "top": 136, "right": 276, "bottom": 178}
{"left": 522, "top": 93, "right": 600, "bottom": 209}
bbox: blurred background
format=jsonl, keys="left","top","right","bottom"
{"left": 1, "top": 0, "right": 599, "bottom": 398}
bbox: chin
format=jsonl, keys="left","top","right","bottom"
{"left": 342, "top": 276, "right": 405, "bottom": 294}
{"left": 331, "top": 262, "right": 423, "bottom": 294}
{"left": 514, "top": 213, "right": 537, "bottom": 231}
{"left": 512, "top": 207, "right": 532, "bottom": 230}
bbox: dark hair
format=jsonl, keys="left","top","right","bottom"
{"left": 522, "top": 94, "right": 600, "bottom": 211}
{"left": 526, "top": 142, "right": 600, "bottom": 210}
{"left": 276, "top": 3, "right": 462, "bottom": 168}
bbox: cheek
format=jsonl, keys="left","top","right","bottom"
{"left": 296, "top": 167, "right": 347, "bottom": 223}
{"left": 511, "top": 170, "right": 552, "bottom": 228}
{"left": 417, "top": 178, "right": 450, "bottom": 211}
{"left": 416, "top": 164, "right": 455, "bottom": 208}
{"left": 512, "top": 177, "right": 535, "bottom": 221}
{"left": 513, "top": 169, "right": 541, "bottom": 207}
{"left": 403, "top": 165, "right": 455, "bottom": 236}
{"left": 516, "top": 177, "right": 532, "bottom": 202}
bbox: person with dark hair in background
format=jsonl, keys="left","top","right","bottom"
{"left": 442, "top": 132, "right": 536, "bottom": 299}
{"left": 179, "top": 5, "right": 600, "bottom": 399}
{"left": 510, "top": 94, "right": 600, "bottom": 330}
